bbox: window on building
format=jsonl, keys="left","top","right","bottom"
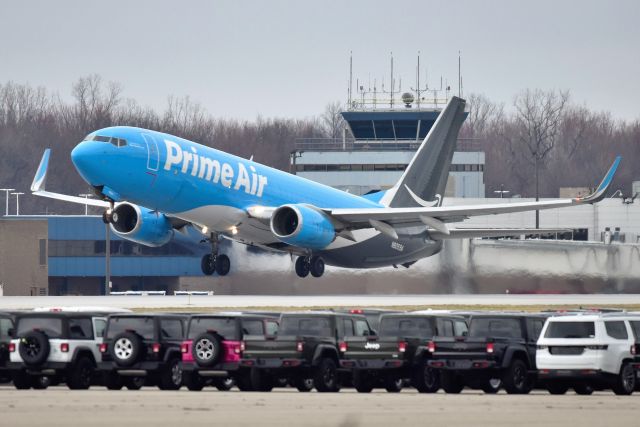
{"left": 39, "top": 239, "right": 46, "bottom": 266}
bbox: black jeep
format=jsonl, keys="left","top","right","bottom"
{"left": 428, "top": 313, "right": 547, "bottom": 394}
{"left": 98, "top": 314, "right": 188, "bottom": 390}
{"left": 341, "top": 312, "right": 468, "bottom": 392}
{"left": 0, "top": 312, "right": 16, "bottom": 383}
{"left": 241, "top": 311, "right": 372, "bottom": 392}
{"left": 181, "top": 313, "right": 279, "bottom": 391}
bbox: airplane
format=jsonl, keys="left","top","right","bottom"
{"left": 30, "top": 96, "right": 621, "bottom": 278}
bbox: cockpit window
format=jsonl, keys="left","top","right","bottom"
{"left": 93, "top": 135, "right": 111, "bottom": 142}
{"left": 87, "top": 134, "right": 127, "bottom": 147}
{"left": 109, "top": 137, "right": 127, "bottom": 147}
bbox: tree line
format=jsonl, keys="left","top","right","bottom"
{"left": 0, "top": 75, "right": 638, "bottom": 215}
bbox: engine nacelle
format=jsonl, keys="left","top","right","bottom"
{"left": 270, "top": 204, "right": 335, "bottom": 250}
{"left": 110, "top": 202, "right": 174, "bottom": 247}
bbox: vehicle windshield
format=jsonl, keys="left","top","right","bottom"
{"left": 545, "top": 321, "right": 596, "bottom": 339}
{"left": 378, "top": 317, "right": 434, "bottom": 338}
{"left": 279, "top": 316, "right": 332, "bottom": 337}
{"left": 469, "top": 317, "right": 522, "bottom": 339}
{"left": 16, "top": 317, "right": 64, "bottom": 338}
{"left": 106, "top": 317, "right": 154, "bottom": 340}
{"left": 188, "top": 317, "right": 238, "bottom": 340}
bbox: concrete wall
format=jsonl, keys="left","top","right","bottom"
{"left": 0, "top": 219, "right": 48, "bottom": 296}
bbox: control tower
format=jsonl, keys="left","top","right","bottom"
{"left": 293, "top": 55, "right": 485, "bottom": 197}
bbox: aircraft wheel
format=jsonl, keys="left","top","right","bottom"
{"left": 201, "top": 254, "right": 215, "bottom": 275}
{"left": 309, "top": 256, "right": 325, "bottom": 278}
{"left": 216, "top": 254, "right": 231, "bottom": 276}
{"left": 295, "top": 257, "right": 310, "bottom": 278}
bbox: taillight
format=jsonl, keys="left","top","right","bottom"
{"left": 240, "top": 341, "right": 246, "bottom": 352}
{"left": 339, "top": 341, "right": 348, "bottom": 352}
{"left": 180, "top": 343, "right": 188, "bottom": 353}
{"left": 152, "top": 343, "right": 161, "bottom": 353}
{"left": 8, "top": 343, "right": 15, "bottom": 352}
{"left": 99, "top": 343, "right": 107, "bottom": 353}
{"left": 631, "top": 345, "right": 637, "bottom": 356}
{"left": 350, "top": 309, "right": 363, "bottom": 314}
{"left": 234, "top": 344, "right": 241, "bottom": 355}
{"left": 398, "top": 341, "right": 407, "bottom": 353}
{"left": 486, "top": 343, "right": 494, "bottom": 354}
{"left": 427, "top": 341, "right": 435, "bottom": 353}
{"left": 60, "top": 343, "right": 69, "bottom": 353}
{"left": 296, "top": 341, "right": 304, "bottom": 352}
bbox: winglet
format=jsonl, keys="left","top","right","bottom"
{"left": 31, "top": 149, "right": 51, "bottom": 192}
{"left": 578, "top": 156, "right": 621, "bottom": 203}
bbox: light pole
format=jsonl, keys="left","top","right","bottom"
{"left": 493, "top": 184, "right": 509, "bottom": 199}
{"left": 0, "top": 189, "right": 15, "bottom": 216}
{"left": 78, "top": 193, "right": 93, "bottom": 215}
{"left": 11, "top": 192, "right": 24, "bottom": 216}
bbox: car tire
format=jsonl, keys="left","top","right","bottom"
{"left": 502, "top": 359, "right": 532, "bottom": 394}
{"left": 110, "top": 331, "right": 143, "bottom": 367}
{"left": 213, "top": 377, "right": 235, "bottom": 391}
{"left": 124, "top": 376, "right": 145, "bottom": 390}
{"left": 236, "top": 371, "right": 254, "bottom": 391}
{"left": 440, "top": 371, "right": 464, "bottom": 394}
{"left": 250, "top": 368, "right": 274, "bottom": 392}
{"left": 12, "top": 371, "right": 31, "bottom": 390}
{"left": 103, "top": 372, "right": 124, "bottom": 390}
{"left": 412, "top": 364, "right": 440, "bottom": 393}
{"left": 314, "top": 358, "right": 340, "bottom": 393}
{"left": 183, "top": 371, "right": 206, "bottom": 391}
{"left": 67, "top": 357, "right": 94, "bottom": 390}
{"left": 19, "top": 330, "right": 50, "bottom": 366}
{"left": 158, "top": 358, "right": 182, "bottom": 390}
{"left": 482, "top": 378, "right": 502, "bottom": 394}
{"left": 612, "top": 363, "right": 635, "bottom": 396}
{"left": 573, "top": 383, "right": 594, "bottom": 395}
{"left": 294, "top": 377, "right": 314, "bottom": 392}
{"left": 32, "top": 376, "right": 50, "bottom": 390}
{"left": 353, "top": 371, "right": 374, "bottom": 393}
{"left": 385, "top": 378, "right": 403, "bottom": 393}
{"left": 192, "top": 333, "right": 223, "bottom": 367}
{"left": 546, "top": 381, "right": 569, "bottom": 395}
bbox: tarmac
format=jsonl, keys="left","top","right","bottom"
{"left": 0, "top": 386, "right": 636, "bottom": 427}
{"left": 3, "top": 294, "right": 640, "bottom": 310}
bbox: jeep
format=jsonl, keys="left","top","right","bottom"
{"left": 98, "top": 314, "right": 188, "bottom": 390}
{"left": 181, "top": 313, "right": 279, "bottom": 391}
{"left": 7, "top": 311, "right": 109, "bottom": 389}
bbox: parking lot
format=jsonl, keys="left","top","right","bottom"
{"left": 0, "top": 387, "right": 638, "bottom": 427}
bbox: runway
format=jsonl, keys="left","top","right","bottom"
{"left": 0, "top": 387, "right": 636, "bottom": 427}
{"left": 1, "top": 294, "right": 640, "bottom": 310}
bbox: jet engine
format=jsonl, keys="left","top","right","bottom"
{"left": 270, "top": 204, "right": 335, "bottom": 250}
{"left": 110, "top": 202, "right": 174, "bottom": 247}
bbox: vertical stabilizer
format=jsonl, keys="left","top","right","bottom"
{"left": 380, "top": 96, "right": 467, "bottom": 207}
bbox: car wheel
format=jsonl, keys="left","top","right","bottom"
{"left": 124, "top": 376, "right": 145, "bottom": 390}
{"left": 32, "top": 376, "right": 50, "bottom": 390}
{"left": 236, "top": 371, "right": 254, "bottom": 391}
{"left": 103, "top": 372, "right": 124, "bottom": 390}
{"left": 250, "top": 368, "right": 274, "bottom": 392}
{"left": 314, "top": 358, "right": 340, "bottom": 392}
{"left": 67, "top": 357, "right": 94, "bottom": 390}
{"left": 440, "top": 371, "right": 464, "bottom": 394}
{"left": 573, "top": 383, "right": 594, "bottom": 395}
{"left": 183, "top": 372, "right": 206, "bottom": 391}
{"left": 482, "top": 378, "right": 502, "bottom": 394}
{"left": 213, "top": 377, "right": 235, "bottom": 391}
{"left": 110, "top": 331, "right": 143, "bottom": 367}
{"left": 546, "top": 381, "right": 569, "bottom": 395}
{"left": 612, "top": 363, "right": 635, "bottom": 395}
{"left": 12, "top": 371, "right": 31, "bottom": 390}
{"left": 385, "top": 378, "right": 403, "bottom": 393}
{"left": 294, "top": 377, "right": 314, "bottom": 392}
{"left": 353, "top": 371, "right": 374, "bottom": 393}
{"left": 502, "top": 359, "right": 531, "bottom": 394}
{"left": 158, "top": 358, "right": 182, "bottom": 390}
{"left": 192, "top": 333, "right": 223, "bottom": 367}
{"left": 412, "top": 364, "right": 440, "bottom": 393}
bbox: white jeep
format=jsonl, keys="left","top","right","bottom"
{"left": 8, "top": 312, "right": 108, "bottom": 389}
{"left": 536, "top": 313, "right": 638, "bottom": 395}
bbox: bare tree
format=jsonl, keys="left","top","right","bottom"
{"left": 321, "top": 101, "right": 346, "bottom": 139}
{"left": 511, "top": 89, "right": 569, "bottom": 227}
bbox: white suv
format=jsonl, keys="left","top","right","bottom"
{"left": 536, "top": 313, "right": 637, "bottom": 395}
{"left": 8, "top": 312, "right": 108, "bottom": 389}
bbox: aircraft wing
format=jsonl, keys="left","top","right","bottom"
{"left": 428, "top": 228, "right": 570, "bottom": 240}
{"left": 31, "top": 149, "right": 111, "bottom": 208}
{"left": 324, "top": 156, "right": 620, "bottom": 232}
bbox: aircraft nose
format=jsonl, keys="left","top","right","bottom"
{"left": 71, "top": 141, "right": 104, "bottom": 184}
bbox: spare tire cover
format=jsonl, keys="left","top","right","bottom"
{"left": 192, "top": 333, "right": 223, "bottom": 367}
{"left": 19, "top": 330, "right": 50, "bottom": 366}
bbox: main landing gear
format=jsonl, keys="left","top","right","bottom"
{"left": 295, "top": 256, "right": 325, "bottom": 278}
{"left": 201, "top": 232, "right": 231, "bottom": 276}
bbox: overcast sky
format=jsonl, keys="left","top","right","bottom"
{"left": 0, "top": 0, "right": 638, "bottom": 121}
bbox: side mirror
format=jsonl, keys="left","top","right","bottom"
{"left": 7, "top": 328, "right": 14, "bottom": 338}
{"left": 363, "top": 330, "right": 370, "bottom": 336}
{"left": 462, "top": 331, "right": 468, "bottom": 337}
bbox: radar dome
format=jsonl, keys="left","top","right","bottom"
{"left": 401, "top": 92, "right": 414, "bottom": 107}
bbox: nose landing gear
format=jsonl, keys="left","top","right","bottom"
{"left": 295, "top": 256, "right": 325, "bottom": 278}
{"left": 201, "top": 232, "right": 231, "bottom": 276}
